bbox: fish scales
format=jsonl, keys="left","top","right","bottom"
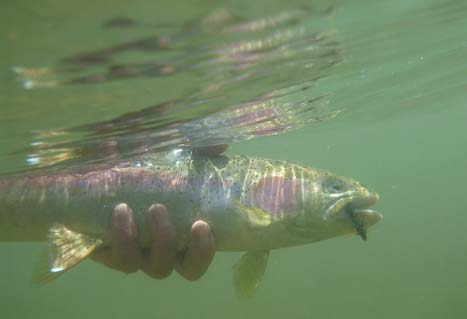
{"left": 0, "top": 152, "right": 307, "bottom": 249}
{"left": 0, "top": 151, "right": 380, "bottom": 252}
{"left": 0, "top": 150, "right": 381, "bottom": 295}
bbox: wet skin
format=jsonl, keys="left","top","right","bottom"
{"left": 90, "top": 143, "right": 227, "bottom": 281}
{"left": 91, "top": 203, "right": 215, "bottom": 281}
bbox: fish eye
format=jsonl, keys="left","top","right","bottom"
{"left": 323, "top": 177, "right": 347, "bottom": 194}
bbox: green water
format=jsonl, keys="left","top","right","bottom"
{"left": 1, "top": 0, "right": 467, "bottom": 318}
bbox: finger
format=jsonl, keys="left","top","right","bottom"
{"left": 90, "top": 247, "right": 115, "bottom": 269}
{"left": 110, "top": 203, "right": 142, "bottom": 273}
{"left": 141, "top": 204, "right": 177, "bottom": 279}
{"left": 176, "top": 220, "right": 215, "bottom": 281}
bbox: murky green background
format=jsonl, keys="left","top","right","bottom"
{"left": 1, "top": 0, "right": 467, "bottom": 318}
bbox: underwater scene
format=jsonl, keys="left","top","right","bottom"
{"left": 1, "top": 0, "right": 466, "bottom": 318}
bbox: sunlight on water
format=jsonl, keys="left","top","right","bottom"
{"left": 3, "top": 3, "right": 341, "bottom": 174}
{"left": 1, "top": 0, "right": 467, "bottom": 318}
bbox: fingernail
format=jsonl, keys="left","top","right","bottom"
{"left": 113, "top": 203, "right": 133, "bottom": 229}
{"left": 191, "top": 221, "right": 214, "bottom": 247}
{"left": 149, "top": 204, "right": 172, "bottom": 229}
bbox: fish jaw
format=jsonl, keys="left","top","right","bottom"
{"left": 321, "top": 188, "right": 381, "bottom": 240}
{"left": 322, "top": 189, "right": 379, "bottom": 221}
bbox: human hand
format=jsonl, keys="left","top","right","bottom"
{"left": 91, "top": 203, "right": 215, "bottom": 281}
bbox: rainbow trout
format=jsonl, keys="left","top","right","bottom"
{"left": 0, "top": 150, "right": 381, "bottom": 297}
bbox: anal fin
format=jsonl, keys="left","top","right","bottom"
{"left": 233, "top": 250, "right": 270, "bottom": 300}
{"left": 33, "top": 223, "right": 103, "bottom": 284}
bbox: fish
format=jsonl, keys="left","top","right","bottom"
{"left": 0, "top": 149, "right": 381, "bottom": 298}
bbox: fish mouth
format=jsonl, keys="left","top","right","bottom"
{"left": 323, "top": 190, "right": 382, "bottom": 240}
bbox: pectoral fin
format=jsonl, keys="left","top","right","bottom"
{"left": 233, "top": 250, "right": 270, "bottom": 300}
{"left": 234, "top": 200, "right": 271, "bottom": 229}
{"left": 33, "top": 223, "right": 103, "bottom": 284}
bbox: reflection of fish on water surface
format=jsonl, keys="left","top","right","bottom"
{"left": 26, "top": 81, "right": 339, "bottom": 171}
{"left": 0, "top": 149, "right": 381, "bottom": 299}
{"left": 12, "top": 6, "right": 343, "bottom": 174}
{"left": 14, "top": 6, "right": 339, "bottom": 88}
{"left": 16, "top": 7, "right": 342, "bottom": 173}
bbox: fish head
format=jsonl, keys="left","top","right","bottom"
{"left": 291, "top": 170, "right": 382, "bottom": 242}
